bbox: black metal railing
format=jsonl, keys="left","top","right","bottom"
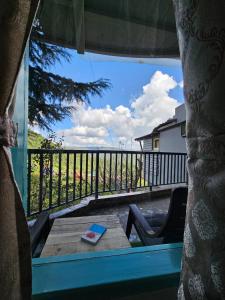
{"left": 27, "top": 149, "right": 187, "bottom": 217}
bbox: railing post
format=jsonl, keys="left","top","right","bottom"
{"left": 95, "top": 152, "right": 99, "bottom": 200}
{"left": 150, "top": 153, "right": 152, "bottom": 191}
{"left": 38, "top": 152, "right": 43, "bottom": 213}
{"left": 186, "top": 154, "right": 188, "bottom": 184}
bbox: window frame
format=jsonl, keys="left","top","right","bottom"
{"left": 153, "top": 137, "right": 160, "bottom": 151}
{"left": 181, "top": 122, "right": 186, "bottom": 137}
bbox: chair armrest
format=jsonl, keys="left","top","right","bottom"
{"left": 129, "top": 204, "right": 156, "bottom": 236}
{"left": 29, "top": 211, "right": 49, "bottom": 254}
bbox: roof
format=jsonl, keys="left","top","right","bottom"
{"left": 35, "top": 0, "right": 179, "bottom": 58}
{"left": 135, "top": 129, "right": 158, "bottom": 141}
{"left": 135, "top": 118, "right": 177, "bottom": 141}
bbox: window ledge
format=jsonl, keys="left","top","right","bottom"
{"left": 32, "top": 243, "right": 182, "bottom": 300}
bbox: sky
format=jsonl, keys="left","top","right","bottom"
{"left": 35, "top": 51, "right": 184, "bottom": 150}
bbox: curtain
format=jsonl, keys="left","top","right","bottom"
{"left": 36, "top": 0, "right": 179, "bottom": 58}
{"left": 173, "top": 0, "right": 225, "bottom": 299}
{"left": 0, "top": 1, "right": 39, "bottom": 299}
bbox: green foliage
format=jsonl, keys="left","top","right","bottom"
{"left": 39, "top": 132, "right": 63, "bottom": 150}
{"left": 28, "top": 129, "right": 45, "bottom": 149}
{"left": 29, "top": 23, "right": 111, "bottom": 131}
{"left": 28, "top": 129, "right": 63, "bottom": 149}
{"left": 29, "top": 131, "right": 64, "bottom": 213}
{"left": 29, "top": 148, "right": 146, "bottom": 216}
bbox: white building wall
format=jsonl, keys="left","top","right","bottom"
{"left": 142, "top": 139, "right": 159, "bottom": 185}
{"left": 159, "top": 126, "right": 187, "bottom": 153}
{"left": 143, "top": 138, "right": 152, "bottom": 151}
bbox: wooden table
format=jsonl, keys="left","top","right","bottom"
{"left": 41, "top": 215, "right": 130, "bottom": 257}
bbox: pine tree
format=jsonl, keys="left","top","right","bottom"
{"left": 29, "top": 24, "right": 111, "bottom": 131}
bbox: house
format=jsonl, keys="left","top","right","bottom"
{"left": 135, "top": 104, "right": 187, "bottom": 186}
{"left": 135, "top": 104, "right": 187, "bottom": 153}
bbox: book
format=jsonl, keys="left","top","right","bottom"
{"left": 81, "top": 224, "right": 107, "bottom": 245}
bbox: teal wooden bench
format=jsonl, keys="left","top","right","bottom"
{"left": 32, "top": 243, "right": 182, "bottom": 300}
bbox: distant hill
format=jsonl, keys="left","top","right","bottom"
{"left": 28, "top": 129, "right": 45, "bottom": 149}
{"left": 63, "top": 146, "right": 121, "bottom": 151}
{"left": 28, "top": 129, "right": 127, "bottom": 151}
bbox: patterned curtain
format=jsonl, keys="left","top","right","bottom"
{"left": 0, "top": 1, "right": 39, "bottom": 299}
{"left": 173, "top": 1, "right": 225, "bottom": 299}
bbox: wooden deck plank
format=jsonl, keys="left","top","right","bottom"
{"left": 41, "top": 215, "right": 130, "bottom": 257}
{"left": 54, "top": 215, "right": 119, "bottom": 225}
{"left": 41, "top": 237, "right": 130, "bottom": 257}
{"left": 46, "top": 228, "right": 127, "bottom": 244}
{"left": 50, "top": 220, "right": 121, "bottom": 233}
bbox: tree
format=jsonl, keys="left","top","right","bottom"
{"left": 29, "top": 23, "right": 111, "bottom": 131}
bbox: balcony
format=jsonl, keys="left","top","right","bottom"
{"left": 28, "top": 150, "right": 187, "bottom": 299}
{"left": 27, "top": 149, "right": 187, "bottom": 218}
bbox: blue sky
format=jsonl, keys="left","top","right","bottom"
{"left": 45, "top": 51, "right": 184, "bottom": 149}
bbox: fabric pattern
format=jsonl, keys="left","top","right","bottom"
{"left": 173, "top": 0, "right": 225, "bottom": 299}
{"left": 0, "top": 116, "right": 17, "bottom": 146}
{"left": 0, "top": 1, "right": 39, "bottom": 299}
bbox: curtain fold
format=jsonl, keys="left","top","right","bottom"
{"left": 0, "top": 1, "right": 39, "bottom": 299}
{"left": 174, "top": 0, "right": 225, "bottom": 299}
{"left": 36, "top": 0, "right": 179, "bottom": 58}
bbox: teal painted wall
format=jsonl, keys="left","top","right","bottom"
{"left": 11, "top": 47, "right": 29, "bottom": 212}
{"left": 32, "top": 244, "right": 182, "bottom": 299}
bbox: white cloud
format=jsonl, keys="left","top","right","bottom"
{"left": 60, "top": 126, "right": 108, "bottom": 138}
{"left": 63, "top": 136, "right": 110, "bottom": 148}
{"left": 29, "top": 124, "right": 42, "bottom": 134}
{"left": 179, "top": 80, "right": 184, "bottom": 88}
{"left": 57, "top": 71, "right": 181, "bottom": 149}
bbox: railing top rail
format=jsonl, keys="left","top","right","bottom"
{"left": 28, "top": 149, "right": 187, "bottom": 155}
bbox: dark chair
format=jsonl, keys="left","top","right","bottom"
{"left": 29, "top": 211, "right": 50, "bottom": 257}
{"left": 126, "top": 187, "right": 188, "bottom": 245}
